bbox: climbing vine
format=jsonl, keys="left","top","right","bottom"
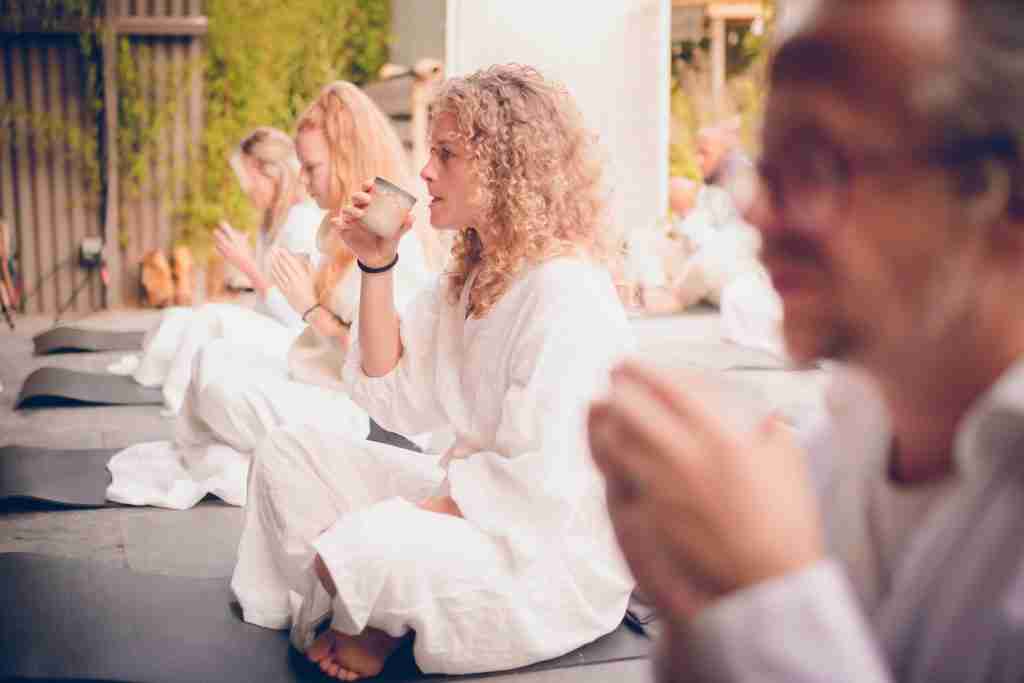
{"left": 668, "top": 1, "right": 773, "bottom": 181}
{"left": 178, "top": 0, "right": 391, "bottom": 256}
{"left": 1, "top": 0, "right": 103, "bottom": 208}
{"left": 0, "top": 0, "right": 180, "bottom": 231}
{"left": 1, "top": 0, "right": 391, "bottom": 259}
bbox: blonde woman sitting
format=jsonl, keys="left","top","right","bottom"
{"left": 127, "top": 127, "right": 324, "bottom": 413}
{"left": 232, "top": 64, "right": 635, "bottom": 680}
{"left": 106, "top": 82, "right": 433, "bottom": 510}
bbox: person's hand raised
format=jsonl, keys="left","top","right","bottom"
{"left": 213, "top": 220, "right": 257, "bottom": 274}
{"left": 270, "top": 248, "right": 317, "bottom": 315}
{"left": 332, "top": 179, "right": 414, "bottom": 269}
{"left": 587, "top": 361, "right": 823, "bottom": 625}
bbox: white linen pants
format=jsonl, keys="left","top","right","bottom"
{"left": 231, "top": 424, "right": 624, "bottom": 674}
{"left": 132, "top": 302, "right": 301, "bottom": 413}
{"left": 106, "top": 340, "right": 369, "bottom": 509}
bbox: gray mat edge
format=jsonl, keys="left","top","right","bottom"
{"left": 33, "top": 327, "right": 146, "bottom": 354}
{"left": 0, "top": 446, "right": 119, "bottom": 509}
{"left": 16, "top": 367, "right": 164, "bottom": 408}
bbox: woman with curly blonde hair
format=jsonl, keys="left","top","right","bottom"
{"left": 232, "top": 64, "right": 634, "bottom": 680}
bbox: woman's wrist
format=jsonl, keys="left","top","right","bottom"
{"left": 301, "top": 302, "right": 322, "bottom": 323}
{"left": 358, "top": 250, "right": 399, "bottom": 271}
{"left": 309, "top": 305, "right": 350, "bottom": 336}
{"left": 246, "top": 266, "right": 270, "bottom": 296}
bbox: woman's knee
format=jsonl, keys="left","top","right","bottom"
{"left": 252, "top": 426, "right": 313, "bottom": 479}
{"left": 192, "top": 340, "right": 243, "bottom": 391}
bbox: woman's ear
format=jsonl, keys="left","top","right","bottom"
{"left": 261, "top": 160, "right": 281, "bottom": 179}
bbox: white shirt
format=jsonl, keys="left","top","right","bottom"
{"left": 680, "top": 360, "right": 1024, "bottom": 683}
{"left": 260, "top": 199, "right": 324, "bottom": 327}
{"left": 341, "top": 258, "right": 636, "bottom": 579}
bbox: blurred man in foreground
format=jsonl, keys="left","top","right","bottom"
{"left": 590, "top": 0, "right": 1024, "bottom": 680}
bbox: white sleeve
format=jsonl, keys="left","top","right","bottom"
{"left": 264, "top": 287, "right": 305, "bottom": 328}
{"left": 341, "top": 280, "right": 448, "bottom": 435}
{"left": 261, "top": 203, "right": 324, "bottom": 327}
{"left": 671, "top": 560, "right": 890, "bottom": 683}
{"left": 277, "top": 203, "right": 323, "bottom": 258}
{"left": 446, "top": 282, "right": 633, "bottom": 562}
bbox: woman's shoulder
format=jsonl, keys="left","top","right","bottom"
{"left": 509, "top": 257, "right": 625, "bottom": 325}
{"left": 286, "top": 199, "right": 326, "bottom": 226}
{"left": 520, "top": 257, "right": 614, "bottom": 297}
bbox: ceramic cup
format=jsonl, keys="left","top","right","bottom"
{"left": 361, "top": 176, "right": 417, "bottom": 239}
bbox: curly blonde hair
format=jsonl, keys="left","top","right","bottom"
{"left": 295, "top": 81, "right": 412, "bottom": 305}
{"left": 431, "top": 64, "right": 612, "bottom": 317}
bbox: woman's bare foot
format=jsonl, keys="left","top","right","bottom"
{"left": 306, "top": 627, "right": 406, "bottom": 681}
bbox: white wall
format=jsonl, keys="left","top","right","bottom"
{"left": 445, "top": 0, "right": 670, "bottom": 239}
{"left": 390, "top": 0, "right": 446, "bottom": 67}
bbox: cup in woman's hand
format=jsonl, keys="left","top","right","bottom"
{"left": 361, "top": 177, "right": 417, "bottom": 239}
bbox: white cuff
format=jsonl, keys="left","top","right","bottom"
{"left": 683, "top": 559, "right": 890, "bottom": 683}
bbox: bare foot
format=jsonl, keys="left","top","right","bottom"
{"left": 306, "top": 627, "right": 406, "bottom": 681}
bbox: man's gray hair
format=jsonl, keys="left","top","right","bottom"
{"left": 925, "top": 0, "right": 1024, "bottom": 213}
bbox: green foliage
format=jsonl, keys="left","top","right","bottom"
{"left": 0, "top": 103, "right": 102, "bottom": 223}
{"left": 668, "top": 75, "right": 701, "bottom": 181}
{"left": 178, "top": 0, "right": 392, "bottom": 258}
{"left": 668, "top": 3, "right": 773, "bottom": 182}
{"left": 0, "top": 1, "right": 179, "bottom": 226}
{"left": 2, "top": 0, "right": 99, "bottom": 29}
{"left": 0, "top": 1, "right": 103, "bottom": 211}
{"left": 115, "top": 39, "right": 186, "bottom": 202}
{"left": 1, "top": 0, "right": 390, "bottom": 261}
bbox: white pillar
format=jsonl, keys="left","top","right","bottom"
{"left": 710, "top": 14, "right": 726, "bottom": 117}
{"left": 445, "top": 0, "right": 670, "bottom": 239}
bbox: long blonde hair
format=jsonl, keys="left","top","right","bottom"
{"left": 431, "top": 64, "right": 612, "bottom": 318}
{"left": 230, "top": 127, "right": 303, "bottom": 240}
{"left": 295, "top": 81, "right": 412, "bottom": 304}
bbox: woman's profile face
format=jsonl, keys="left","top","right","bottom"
{"left": 296, "top": 128, "right": 334, "bottom": 211}
{"left": 241, "top": 154, "right": 276, "bottom": 210}
{"left": 420, "top": 113, "right": 480, "bottom": 231}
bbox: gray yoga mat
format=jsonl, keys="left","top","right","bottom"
{"left": 0, "top": 445, "right": 116, "bottom": 509}
{"left": 369, "top": 418, "right": 422, "bottom": 452}
{"left": 16, "top": 367, "right": 164, "bottom": 408}
{"left": 0, "top": 553, "right": 652, "bottom": 683}
{"left": 0, "top": 423, "right": 417, "bottom": 509}
{"left": 33, "top": 325, "right": 146, "bottom": 354}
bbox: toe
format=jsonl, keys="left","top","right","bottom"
{"left": 307, "top": 633, "right": 333, "bottom": 663}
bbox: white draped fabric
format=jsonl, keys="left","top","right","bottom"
{"left": 231, "top": 259, "right": 636, "bottom": 674}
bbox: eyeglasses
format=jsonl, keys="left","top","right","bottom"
{"left": 755, "top": 129, "right": 1017, "bottom": 230}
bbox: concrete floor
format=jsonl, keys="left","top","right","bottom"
{"left": 0, "top": 306, "right": 828, "bottom": 682}
{"left": 0, "top": 310, "right": 247, "bottom": 575}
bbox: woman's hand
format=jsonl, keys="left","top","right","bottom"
{"left": 214, "top": 221, "right": 258, "bottom": 276}
{"left": 333, "top": 179, "right": 415, "bottom": 268}
{"left": 270, "top": 248, "right": 318, "bottom": 315}
{"left": 417, "top": 496, "right": 462, "bottom": 518}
